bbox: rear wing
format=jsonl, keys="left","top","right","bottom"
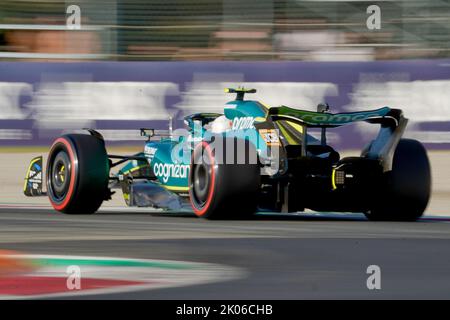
{"left": 268, "top": 105, "right": 408, "bottom": 172}
{"left": 268, "top": 106, "right": 402, "bottom": 128}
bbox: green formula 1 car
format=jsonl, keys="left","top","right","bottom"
{"left": 24, "top": 88, "right": 431, "bottom": 221}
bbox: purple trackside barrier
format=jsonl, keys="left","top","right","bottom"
{"left": 0, "top": 60, "right": 449, "bottom": 149}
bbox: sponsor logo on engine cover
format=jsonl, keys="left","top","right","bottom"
{"left": 144, "top": 145, "right": 158, "bottom": 162}
{"left": 232, "top": 117, "right": 254, "bottom": 130}
{"left": 259, "top": 129, "right": 281, "bottom": 146}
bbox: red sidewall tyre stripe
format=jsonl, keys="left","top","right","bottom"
{"left": 47, "top": 137, "right": 77, "bottom": 211}
{"left": 191, "top": 142, "right": 216, "bottom": 217}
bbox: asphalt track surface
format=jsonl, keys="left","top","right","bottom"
{"left": 1, "top": 206, "right": 450, "bottom": 299}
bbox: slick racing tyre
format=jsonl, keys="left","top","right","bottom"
{"left": 46, "top": 134, "right": 109, "bottom": 214}
{"left": 365, "top": 139, "right": 431, "bottom": 221}
{"left": 189, "top": 138, "right": 260, "bottom": 219}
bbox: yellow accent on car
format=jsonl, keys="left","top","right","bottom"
{"left": 129, "top": 166, "right": 142, "bottom": 173}
{"left": 23, "top": 157, "right": 40, "bottom": 192}
{"left": 278, "top": 123, "right": 296, "bottom": 145}
{"left": 165, "top": 185, "right": 189, "bottom": 192}
{"left": 331, "top": 168, "right": 337, "bottom": 190}
{"left": 122, "top": 164, "right": 148, "bottom": 175}
{"left": 286, "top": 121, "right": 304, "bottom": 134}
{"left": 59, "top": 165, "right": 65, "bottom": 182}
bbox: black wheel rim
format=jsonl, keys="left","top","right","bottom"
{"left": 50, "top": 150, "right": 71, "bottom": 200}
{"left": 192, "top": 163, "right": 210, "bottom": 206}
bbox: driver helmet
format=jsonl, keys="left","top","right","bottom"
{"left": 210, "top": 115, "right": 232, "bottom": 133}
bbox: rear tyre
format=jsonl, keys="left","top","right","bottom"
{"left": 189, "top": 139, "right": 260, "bottom": 219}
{"left": 365, "top": 139, "right": 431, "bottom": 221}
{"left": 46, "top": 134, "right": 109, "bottom": 214}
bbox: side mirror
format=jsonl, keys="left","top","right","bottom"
{"left": 140, "top": 128, "right": 155, "bottom": 140}
{"left": 317, "top": 103, "right": 330, "bottom": 113}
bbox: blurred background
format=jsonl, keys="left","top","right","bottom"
{"left": 1, "top": 0, "right": 449, "bottom": 61}
{"left": 0, "top": 0, "right": 449, "bottom": 212}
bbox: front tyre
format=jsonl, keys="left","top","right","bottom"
{"left": 46, "top": 134, "right": 109, "bottom": 214}
{"left": 365, "top": 139, "right": 431, "bottom": 221}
